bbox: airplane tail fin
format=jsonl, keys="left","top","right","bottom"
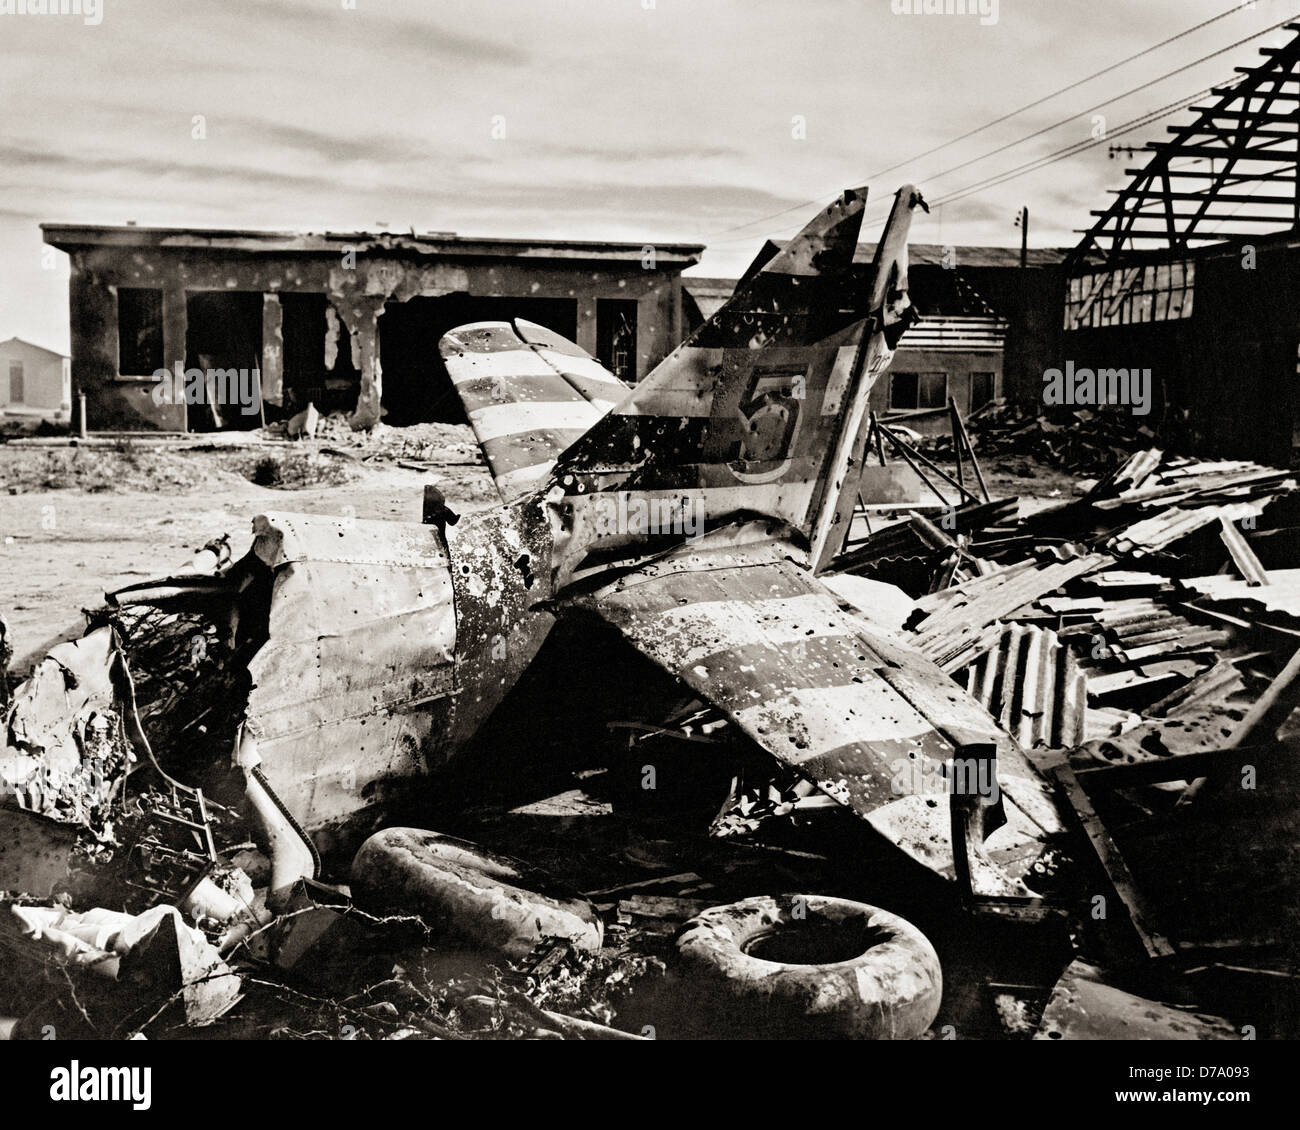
{"left": 546, "top": 184, "right": 926, "bottom": 570}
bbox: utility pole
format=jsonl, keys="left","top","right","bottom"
{"left": 1013, "top": 206, "right": 1030, "bottom": 404}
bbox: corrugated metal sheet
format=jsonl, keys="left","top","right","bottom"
{"left": 961, "top": 625, "right": 1087, "bottom": 749}
{"left": 910, "top": 553, "right": 1112, "bottom": 672}
{"left": 1186, "top": 568, "right": 1300, "bottom": 620}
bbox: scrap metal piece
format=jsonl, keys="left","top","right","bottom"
{"left": 1218, "top": 515, "right": 1269, "bottom": 587}
{"left": 962, "top": 625, "right": 1087, "bottom": 748}
{"left": 1035, "top": 960, "right": 1236, "bottom": 1040}
{"left": 239, "top": 512, "right": 458, "bottom": 848}
{"left": 1, "top": 627, "right": 135, "bottom": 838}
{"left": 1051, "top": 761, "right": 1175, "bottom": 960}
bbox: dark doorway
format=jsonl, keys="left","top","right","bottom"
{"left": 184, "top": 291, "right": 264, "bottom": 430}
{"left": 379, "top": 294, "right": 579, "bottom": 425}
{"left": 597, "top": 298, "right": 638, "bottom": 382}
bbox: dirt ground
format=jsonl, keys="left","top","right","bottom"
{"left": 0, "top": 436, "right": 498, "bottom": 670}
{"left": 0, "top": 434, "right": 1075, "bottom": 672}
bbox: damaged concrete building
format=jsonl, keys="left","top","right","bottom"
{"left": 40, "top": 224, "right": 703, "bottom": 432}
{"left": 1061, "top": 31, "right": 1300, "bottom": 467}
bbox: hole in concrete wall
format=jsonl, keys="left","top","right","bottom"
{"left": 279, "top": 293, "right": 360, "bottom": 417}
{"left": 184, "top": 291, "right": 264, "bottom": 430}
{"left": 379, "top": 294, "right": 579, "bottom": 426}
{"left": 596, "top": 298, "right": 638, "bottom": 382}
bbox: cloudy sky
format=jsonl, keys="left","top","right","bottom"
{"left": 0, "top": 0, "right": 1293, "bottom": 351}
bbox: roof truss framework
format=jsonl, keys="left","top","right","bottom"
{"left": 1069, "top": 26, "right": 1300, "bottom": 273}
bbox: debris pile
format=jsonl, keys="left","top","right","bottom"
{"left": 961, "top": 402, "right": 1160, "bottom": 476}
{"left": 830, "top": 445, "right": 1300, "bottom": 1035}
{"left": 2, "top": 440, "right": 1298, "bottom": 1041}
{"left": 259, "top": 411, "right": 484, "bottom": 468}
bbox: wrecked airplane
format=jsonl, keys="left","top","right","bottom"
{"left": 2, "top": 185, "right": 1075, "bottom": 1038}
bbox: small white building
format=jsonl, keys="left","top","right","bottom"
{"left": 0, "top": 337, "right": 71, "bottom": 420}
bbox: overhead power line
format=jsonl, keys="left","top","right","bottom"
{"left": 704, "top": 6, "right": 1298, "bottom": 247}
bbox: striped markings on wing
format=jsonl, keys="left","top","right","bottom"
{"left": 441, "top": 321, "right": 626, "bottom": 501}
{"left": 585, "top": 557, "right": 958, "bottom": 812}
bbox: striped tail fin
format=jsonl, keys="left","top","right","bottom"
{"left": 546, "top": 184, "right": 926, "bottom": 571}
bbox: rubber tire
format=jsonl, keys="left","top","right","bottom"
{"left": 350, "top": 827, "right": 603, "bottom": 958}
{"left": 675, "top": 894, "right": 941, "bottom": 1039}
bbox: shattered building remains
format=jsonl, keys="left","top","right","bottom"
{"left": 1063, "top": 29, "right": 1300, "bottom": 466}
{"left": 40, "top": 224, "right": 702, "bottom": 433}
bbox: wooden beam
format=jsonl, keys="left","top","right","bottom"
{"left": 1212, "top": 85, "right": 1300, "bottom": 99}
{"left": 1052, "top": 763, "right": 1176, "bottom": 961}
{"left": 1091, "top": 210, "right": 1297, "bottom": 222}
{"left": 1107, "top": 190, "right": 1299, "bottom": 204}
{"left": 1068, "top": 30, "right": 1300, "bottom": 274}
{"left": 1163, "top": 126, "right": 1300, "bottom": 140}
{"left": 1074, "top": 744, "right": 1276, "bottom": 789}
{"left": 1178, "top": 646, "right": 1300, "bottom": 807}
{"left": 1127, "top": 168, "right": 1298, "bottom": 180}
{"left": 1227, "top": 645, "right": 1300, "bottom": 748}
{"left": 1186, "top": 109, "right": 1300, "bottom": 122}
{"left": 1077, "top": 224, "right": 1294, "bottom": 236}
{"left": 1234, "top": 69, "right": 1300, "bottom": 81}
{"left": 1145, "top": 143, "right": 1297, "bottom": 159}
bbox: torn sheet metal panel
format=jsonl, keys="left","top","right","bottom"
{"left": 1, "top": 626, "right": 134, "bottom": 837}
{"left": 1185, "top": 568, "right": 1300, "bottom": 626}
{"left": 0, "top": 806, "right": 94, "bottom": 902}
{"left": 1092, "top": 458, "right": 1295, "bottom": 511}
{"left": 242, "top": 513, "right": 457, "bottom": 842}
{"left": 1108, "top": 500, "right": 1269, "bottom": 556}
{"left": 444, "top": 497, "right": 559, "bottom": 747}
